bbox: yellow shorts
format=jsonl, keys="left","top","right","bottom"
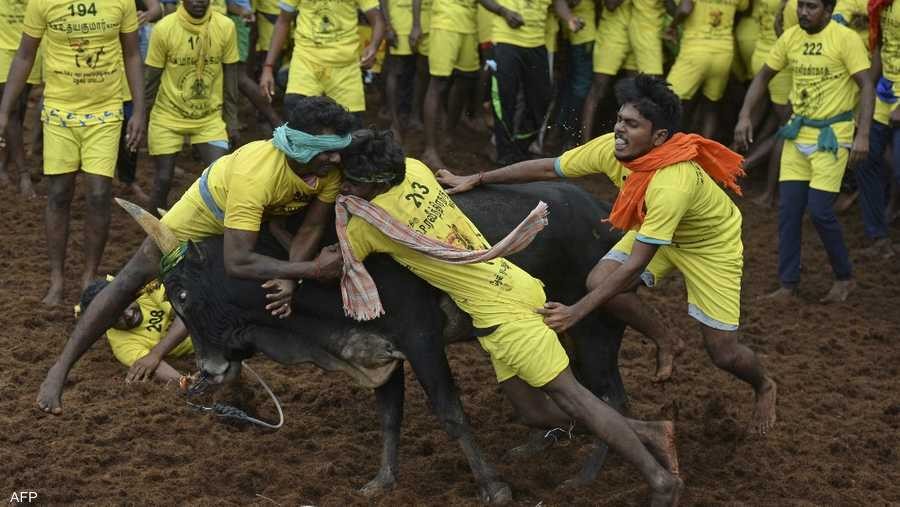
{"left": 478, "top": 315, "right": 570, "bottom": 387}
{"left": 592, "top": 31, "right": 630, "bottom": 75}
{"left": 428, "top": 29, "right": 480, "bottom": 77}
{"left": 667, "top": 45, "right": 733, "bottom": 101}
{"left": 107, "top": 331, "right": 194, "bottom": 367}
{"left": 607, "top": 230, "right": 743, "bottom": 330}
{"left": 160, "top": 185, "right": 224, "bottom": 241}
{"left": 286, "top": 57, "right": 365, "bottom": 112}
{"left": 780, "top": 140, "right": 850, "bottom": 193}
{"left": 874, "top": 95, "right": 899, "bottom": 125}
{"left": 43, "top": 121, "right": 120, "bottom": 177}
{"left": 628, "top": 22, "right": 663, "bottom": 75}
{"left": 148, "top": 117, "right": 228, "bottom": 156}
{"left": 0, "top": 47, "right": 43, "bottom": 85}
{"left": 750, "top": 51, "right": 792, "bottom": 106}
{"left": 623, "top": 50, "right": 638, "bottom": 71}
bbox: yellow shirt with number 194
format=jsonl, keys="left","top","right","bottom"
{"left": 280, "top": 0, "right": 380, "bottom": 65}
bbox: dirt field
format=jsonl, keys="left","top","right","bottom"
{"left": 2, "top": 96, "right": 899, "bottom": 506}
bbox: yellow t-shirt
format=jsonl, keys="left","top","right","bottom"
{"left": 420, "top": 0, "right": 433, "bottom": 34}
{"left": 834, "top": 0, "right": 869, "bottom": 50}
{"left": 0, "top": 0, "right": 27, "bottom": 51}
{"left": 211, "top": 0, "right": 228, "bottom": 15}
{"left": 754, "top": 0, "right": 798, "bottom": 57}
{"left": 596, "top": 0, "right": 632, "bottom": 40}
{"left": 431, "top": 0, "right": 478, "bottom": 34}
{"left": 257, "top": 0, "right": 281, "bottom": 15}
{"left": 565, "top": 0, "right": 595, "bottom": 45}
{"left": 767, "top": 21, "right": 870, "bottom": 144}
{"left": 880, "top": 2, "right": 900, "bottom": 82}
{"left": 491, "top": 0, "right": 553, "bottom": 48}
{"left": 477, "top": 4, "right": 492, "bottom": 41}
{"left": 281, "top": 0, "right": 380, "bottom": 65}
{"left": 388, "top": 0, "right": 414, "bottom": 35}
{"left": 345, "top": 159, "right": 547, "bottom": 328}
{"left": 631, "top": 0, "right": 664, "bottom": 30}
{"left": 145, "top": 12, "right": 240, "bottom": 127}
{"left": 681, "top": 0, "right": 749, "bottom": 47}
{"left": 105, "top": 279, "right": 194, "bottom": 366}
{"left": 23, "top": 0, "right": 138, "bottom": 125}
{"left": 555, "top": 133, "right": 743, "bottom": 255}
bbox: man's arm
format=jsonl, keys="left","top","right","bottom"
{"left": 144, "top": 65, "right": 163, "bottom": 116}
{"left": 665, "top": 0, "right": 692, "bottom": 24}
{"left": 361, "top": 8, "right": 386, "bottom": 68}
{"left": 0, "top": 34, "right": 40, "bottom": 143}
{"left": 479, "top": 0, "right": 524, "bottom": 28}
{"left": 849, "top": 68, "right": 875, "bottom": 167}
{"left": 380, "top": 0, "right": 397, "bottom": 48}
{"left": 537, "top": 240, "right": 658, "bottom": 332}
{"left": 554, "top": 0, "right": 584, "bottom": 32}
{"left": 604, "top": 0, "right": 626, "bottom": 10}
{"left": 223, "top": 228, "right": 341, "bottom": 280}
{"left": 126, "top": 316, "right": 189, "bottom": 382}
{"left": 410, "top": 0, "right": 423, "bottom": 49}
{"left": 139, "top": 0, "right": 163, "bottom": 24}
{"left": 259, "top": 8, "right": 298, "bottom": 98}
{"left": 121, "top": 30, "right": 146, "bottom": 152}
{"left": 436, "top": 158, "right": 560, "bottom": 193}
{"left": 289, "top": 199, "right": 334, "bottom": 261}
{"left": 222, "top": 63, "right": 241, "bottom": 143}
{"left": 734, "top": 64, "right": 778, "bottom": 150}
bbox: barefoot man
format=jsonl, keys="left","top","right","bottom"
{"left": 325, "top": 129, "right": 683, "bottom": 504}
{"left": 36, "top": 96, "right": 351, "bottom": 415}
{"left": 439, "top": 75, "right": 777, "bottom": 434}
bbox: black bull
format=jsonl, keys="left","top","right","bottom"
{"left": 161, "top": 181, "right": 627, "bottom": 501}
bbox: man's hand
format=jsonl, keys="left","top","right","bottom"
{"left": 263, "top": 278, "right": 295, "bottom": 318}
{"left": 259, "top": 66, "right": 276, "bottom": 101}
{"left": 385, "top": 25, "right": 398, "bottom": 48}
{"left": 535, "top": 301, "right": 584, "bottom": 333}
{"left": 313, "top": 244, "right": 344, "bottom": 280}
{"left": 502, "top": 8, "right": 524, "bottom": 28}
{"left": 566, "top": 16, "right": 584, "bottom": 32}
{"left": 848, "top": 132, "right": 869, "bottom": 168}
{"left": 137, "top": 9, "right": 150, "bottom": 25}
{"left": 360, "top": 44, "right": 378, "bottom": 69}
{"left": 435, "top": 169, "right": 480, "bottom": 194}
{"left": 127, "top": 353, "right": 162, "bottom": 382}
{"left": 409, "top": 25, "right": 422, "bottom": 50}
{"left": 733, "top": 115, "right": 754, "bottom": 152}
{"left": 228, "top": 126, "right": 240, "bottom": 151}
{"left": 891, "top": 106, "right": 900, "bottom": 126}
{"left": 125, "top": 109, "right": 146, "bottom": 152}
{"left": 240, "top": 8, "right": 255, "bottom": 22}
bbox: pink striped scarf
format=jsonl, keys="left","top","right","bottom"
{"left": 335, "top": 194, "right": 550, "bottom": 321}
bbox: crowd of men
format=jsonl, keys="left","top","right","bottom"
{"left": 0, "top": 0, "right": 897, "bottom": 501}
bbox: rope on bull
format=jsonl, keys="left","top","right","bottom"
{"left": 184, "top": 362, "right": 284, "bottom": 430}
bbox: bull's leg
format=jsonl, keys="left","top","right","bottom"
{"left": 405, "top": 336, "right": 512, "bottom": 504}
{"left": 360, "top": 364, "right": 405, "bottom": 497}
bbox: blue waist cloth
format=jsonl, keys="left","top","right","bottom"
{"left": 199, "top": 164, "right": 225, "bottom": 221}
{"left": 876, "top": 76, "right": 898, "bottom": 104}
{"left": 777, "top": 110, "right": 855, "bottom": 155}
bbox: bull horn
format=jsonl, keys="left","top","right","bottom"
{"left": 115, "top": 198, "right": 180, "bottom": 254}
{"left": 157, "top": 208, "right": 168, "bottom": 216}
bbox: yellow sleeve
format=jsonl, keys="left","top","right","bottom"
{"left": 554, "top": 133, "right": 628, "bottom": 187}
{"left": 279, "top": 0, "right": 300, "bottom": 11}
{"left": 121, "top": 0, "right": 140, "bottom": 33}
{"left": 145, "top": 22, "right": 167, "bottom": 68}
{"left": 223, "top": 173, "right": 272, "bottom": 231}
{"left": 22, "top": 0, "right": 46, "bottom": 39}
{"left": 346, "top": 217, "right": 380, "bottom": 262}
{"left": 636, "top": 180, "right": 692, "bottom": 244}
{"left": 222, "top": 19, "right": 240, "bottom": 64}
{"left": 316, "top": 169, "right": 342, "bottom": 203}
{"left": 840, "top": 27, "right": 870, "bottom": 76}
{"left": 765, "top": 29, "right": 790, "bottom": 71}
{"left": 358, "top": 0, "right": 380, "bottom": 12}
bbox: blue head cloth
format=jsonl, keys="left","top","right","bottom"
{"left": 271, "top": 123, "right": 352, "bottom": 163}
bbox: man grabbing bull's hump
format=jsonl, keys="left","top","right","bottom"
{"left": 438, "top": 75, "right": 778, "bottom": 435}
{"left": 37, "top": 96, "right": 353, "bottom": 415}
{"left": 320, "top": 131, "right": 683, "bottom": 505}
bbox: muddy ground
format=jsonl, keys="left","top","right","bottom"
{"left": 1, "top": 89, "right": 899, "bottom": 506}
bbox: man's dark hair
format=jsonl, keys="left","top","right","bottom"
{"left": 286, "top": 96, "right": 357, "bottom": 136}
{"left": 79, "top": 278, "right": 110, "bottom": 315}
{"left": 820, "top": 0, "right": 836, "bottom": 12}
{"left": 341, "top": 129, "right": 407, "bottom": 185}
{"left": 614, "top": 74, "right": 682, "bottom": 139}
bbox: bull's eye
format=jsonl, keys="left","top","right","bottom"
{"left": 178, "top": 290, "right": 188, "bottom": 302}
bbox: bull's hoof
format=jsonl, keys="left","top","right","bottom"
{"left": 479, "top": 481, "right": 512, "bottom": 504}
{"left": 359, "top": 472, "right": 396, "bottom": 498}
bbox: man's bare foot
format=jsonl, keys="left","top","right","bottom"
{"left": 41, "top": 280, "right": 65, "bottom": 306}
{"left": 652, "top": 336, "right": 686, "bottom": 383}
{"left": 751, "top": 377, "right": 777, "bottom": 435}
{"left": 420, "top": 149, "right": 448, "bottom": 171}
{"left": 19, "top": 173, "right": 37, "bottom": 199}
{"left": 752, "top": 192, "right": 775, "bottom": 209}
{"left": 649, "top": 473, "right": 683, "bottom": 507}
{"left": 834, "top": 190, "right": 858, "bottom": 213}
{"left": 858, "top": 237, "right": 895, "bottom": 259}
{"left": 820, "top": 279, "right": 855, "bottom": 303}
{"left": 759, "top": 286, "right": 798, "bottom": 301}
{"left": 36, "top": 364, "right": 66, "bottom": 415}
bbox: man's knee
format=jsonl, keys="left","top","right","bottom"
{"left": 704, "top": 332, "right": 740, "bottom": 370}
{"left": 46, "top": 178, "right": 76, "bottom": 209}
{"left": 85, "top": 185, "right": 112, "bottom": 211}
{"left": 807, "top": 191, "right": 837, "bottom": 225}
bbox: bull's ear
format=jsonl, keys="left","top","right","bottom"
{"left": 185, "top": 240, "right": 207, "bottom": 265}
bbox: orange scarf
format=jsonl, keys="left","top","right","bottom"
{"left": 608, "top": 132, "right": 745, "bottom": 231}
{"left": 869, "top": 0, "right": 894, "bottom": 53}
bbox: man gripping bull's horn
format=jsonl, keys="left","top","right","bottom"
{"left": 318, "top": 129, "right": 684, "bottom": 506}
{"left": 37, "top": 96, "right": 356, "bottom": 415}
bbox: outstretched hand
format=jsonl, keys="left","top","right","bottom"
{"left": 435, "top": 169, "right": 479, "bottom": 195}
{"left": 263, "top": 278, "right": 295, "bottom": 318}
{"left": 127, "top": 353, "right": 162, "bottom": 382}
